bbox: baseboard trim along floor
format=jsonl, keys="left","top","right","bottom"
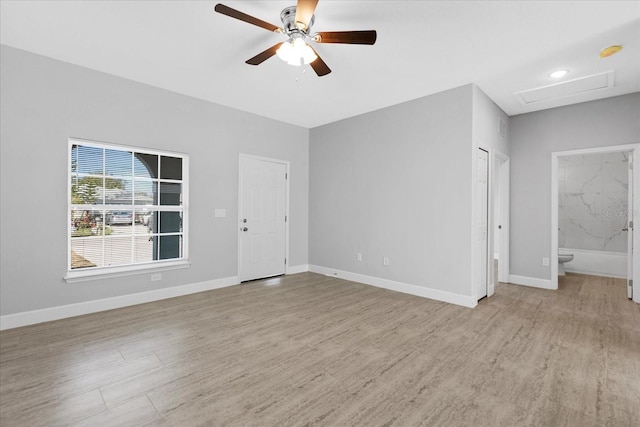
{"left": 0, "top": 276, "right": 239, "bottom": 330}
{"left": 309, "top": 265, "right": 477, "bottom": 308}
{"left": 508, "top": 274, "right": 555, "bottom": 290}
{"left": 2, "top": 263, "right": 523, "bottom": 330}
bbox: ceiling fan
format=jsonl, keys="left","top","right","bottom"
{"left": 214, "top": 0, "right": 377, "bottom": 76}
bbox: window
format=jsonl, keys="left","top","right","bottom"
{"left": 67, "top": 139, "right": 188, "bottom": 279}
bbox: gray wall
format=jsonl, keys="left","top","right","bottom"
{"left": 472, "top": 85, "right": 510, "bottom": 155}
{"left": 309, "top": 85, "right": 474, "bottom": 297}
{"left": 0, "top": 45, "right": 309, "bottom": 315}
{"left": 5, "top": 41, "right": 636, "bottom": 317}
{"left": 510, "top": 93, "right": 640, "bottom": 280}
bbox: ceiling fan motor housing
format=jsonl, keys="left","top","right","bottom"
{"left": 281, "top": 6, "right": 315, "bottom": 36}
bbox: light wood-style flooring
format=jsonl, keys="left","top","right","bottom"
{"left": 1, "top": 272, "right": 639, "bottom": 426}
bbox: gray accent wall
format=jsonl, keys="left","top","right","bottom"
{"left": 309, "top": 85, "right": 475, "bottom": 297}
{"left": 510, "top": 93, "right": 640, "bottom": 280}
{"left": 0, "top": 45, "right": 309, "bottom": 316}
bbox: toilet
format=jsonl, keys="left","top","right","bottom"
{"left": 558, "top": 253, "right": 574, "bottom": 276}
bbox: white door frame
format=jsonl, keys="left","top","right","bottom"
{"left": 477, "top": 147, "right": 490, "bottom": 299}
{"left": 492, "top": 151, "right": 510, "bottom": 286}
{"left": 628, "top": 152, "right": 634, "bottom": 299}
{"left": 238, "top": 153, "right": 290, "bottom": 281}
{"left": 551, "top": 143, "right": 640, "bottom": 302}
{"left": 473, "top": 145, "right": 511, "bottom": 300}
{"left": 470, "top": 144, "right": 494, "bottom": 301}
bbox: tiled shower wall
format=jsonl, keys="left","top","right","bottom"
{"left": 559, "top": 151, "right": 629, "bottom": 253}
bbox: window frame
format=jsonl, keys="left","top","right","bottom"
{"left": 65, "top": 138, "right": 190, "bottom": 283}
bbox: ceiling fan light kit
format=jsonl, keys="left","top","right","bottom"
{"left": 276, "top": 37, "right": 317, "bottom": 66}
{"left": 214, "top": 1, "right": 377, "bottom": 76}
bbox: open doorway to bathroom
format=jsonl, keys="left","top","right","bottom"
{"left": 551, "top": 144, "right": 640, "bottom": 302}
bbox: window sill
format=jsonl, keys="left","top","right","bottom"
{"left": 64, "top": 260, "right": 191, "bottom": 284}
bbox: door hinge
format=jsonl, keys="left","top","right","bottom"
{"left": 630, "top": 221, "right": 634, "bottom": 229}
{"left": 630, "top": 161, "right": 634, "bottom": 170}
{"left": 284, "top": 258, "right": 287, "bottom": 265}
{"left": 285, "top": 173, "right": 288, "bottom": 179}
{"left": 285, "top": 215, "right": 287, "bottom": 222}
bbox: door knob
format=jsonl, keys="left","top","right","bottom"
{"left": 242, "top": 227, "right": 248, "bottom": 232}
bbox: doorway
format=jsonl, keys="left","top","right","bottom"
{"left": 551, "top": 144, "right": 640, "bottom": 302}
{"left": 475, "top": 148, "right": 510, "bottom": 301}
{"left": 476, "top": 148, "right": 489, "bottom": 300}
{"left": 493, "top": 152, "right": 510, "bottom": 285}
{"left": 238, "top": 155, "right": 289, "bottom": 282}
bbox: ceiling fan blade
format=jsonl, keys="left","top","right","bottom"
{"left": 308, "top": 47, "right": 331, "bottom": 76}
{"left": 246, "top": 43, "right": 284, "bottom": 66}
{"left": 214, "top": 4, "right": 282, "bottom": 33}
{"left": 295, "top": 0, "right": 319, "bottom": 30}
{"left": 315, "top": 30, "right": 377, "bottom": 45}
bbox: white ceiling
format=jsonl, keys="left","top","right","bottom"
{"left": 1, "top": 0, "right": 638, "bottom": 128}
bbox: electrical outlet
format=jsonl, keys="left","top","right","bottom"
{"left": 356, "top": 252, "right": 362, "bottom": 262}
{"left": 542, "top": 257, "right": 550, "bottom": 267}
{"left": 151, "top": 273, "right": 162, "bottom": 281}
{"left": 383, "top": 256, "right": 390, "bottom": 266}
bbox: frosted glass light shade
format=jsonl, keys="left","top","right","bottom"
{"left": 276, "top": 38, "right": 317, "bottom": 66}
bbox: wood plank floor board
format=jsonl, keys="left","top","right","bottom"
{"left": 605, "top": 343, "right": 640, "bottom": 398}
{"left": 1, "top": 387, "right": 106, "bottom": 427}
{"left": 1, "top": 272, "right": 639, "bottom": 426}
{"left": 528, "top": 398, "right": 600, "bottom": 427}
{"left": 544, "top": 343, "right": 606, "bottom": 419}
{"left": 3, "top": 347, "right": 126, "bottom": 390}
{"left": 54, "top": 353, "right": 163, "bottom": 402}
{"left": 0, "top": 378, "right": 59, "bottom": 417}
{"left": 73, "top": 394, "right": 161, "bottom": 427}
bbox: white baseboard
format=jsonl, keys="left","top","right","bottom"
{"left": 0, "top": 276, "right": 239, "bottom": 331}
{"left": 1, "top": 264, "right": 478, "bottom": 330}
{"left": 508, "top": 274, "right": 555, "bottom": 290}
{"left": 286, "top": 264, "right": 309, "bottom": 275}
{"left": 308, "top": 265, "right": 477, "bottom": 308}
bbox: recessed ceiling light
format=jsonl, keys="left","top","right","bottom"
{"left": 600, "top": 44, "right": 623, "bottom": 58}
{"left": 549, "top": 69, "right": 569, "bottom": 79}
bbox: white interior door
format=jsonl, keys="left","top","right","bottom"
{"left": 477, "top": 148, "right": 489, "bottom": 299}
{"left": 239, "top": 156, "right": 287, "bottom": 282}
{"left": 628, "top": 152, "right": 634, "bottom": 299}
